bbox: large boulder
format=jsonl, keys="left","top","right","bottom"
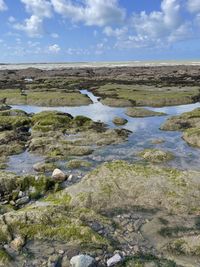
{"left": 66, "top": 160, "right": 200, "bottom": 214}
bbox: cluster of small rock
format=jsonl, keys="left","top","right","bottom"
{"left": 70, "top": 253, "right": 123, "bottom": 267}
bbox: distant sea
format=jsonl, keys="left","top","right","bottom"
{"left": 0, "top": 60, "right": 200, "bottom": 70}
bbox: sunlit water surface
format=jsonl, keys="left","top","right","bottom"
{"left": 8, "top": 90, "right": 200, "bottom": 175}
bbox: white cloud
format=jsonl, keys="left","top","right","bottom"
{"left": 51, "top": 0, "right": 125, "bottom": 26}
{"left": 187, "top": 0, "right": 200, "bottom": 13}
{"left": 161, "top": 0, "right": 182, "bottom": 28}
{"left": 13, "top": 0, "right": 52, "bottom": 37}
{"left": 48, "top": 44, "right": 61, "bottom": 53}
{"left": 14, "top": 15, "right": 43, "bottom": 37}
{"left": 20, "top": 0, "right": 52, "bottom": 18}
{"left": 103, "top": 26, "right": 127, "bottom": 38}
{"left": 66, "top": 47, "right": 90, "bottom": 55}
{"left": 0, "top": 0, "right": 7, "bottom": 11}
{"left": 132, "top": 0, "right": 182, "bottom": 40}
{"left": 105, "top": 0, "right": 194, "bottom": 50}
{"left": 6, "top": 0, "right": 200, "bottom": 53}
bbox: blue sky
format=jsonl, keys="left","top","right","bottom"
{"left": 0, "top": 0, "right": 200, "bottom": 63}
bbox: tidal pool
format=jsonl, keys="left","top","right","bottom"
{"left": 8, "top": 90, "right": 200, "bottom": 174}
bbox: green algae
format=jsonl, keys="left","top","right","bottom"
{"left": 67, "top": 159, "right": 92, "bottom": 169}
{"left": 139, "top": 149, "right": 174, "bottom": 163}
{"left": 0, "top": 249, "right": 12, "bottom": 265}
{"left": 126, "top": 107, "right": 166, "bottom": 118}
{"left": 95, "top": 83, "right": 200, "bottom": 107}
{"left": 32, "top": 111, "right": 72, "bottom": 132}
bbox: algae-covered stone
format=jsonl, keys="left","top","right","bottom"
{"left": 66, "top": 160, "right": 200, "bottom": 214}
{"left": 182, "top": 127, "right": 200, "bottom": 148}
{"left": 0, "top": 249, "right": 12, "bottom": 266}
{"left": 112, "top": 117, "right": 128, "bottom": 125}
{"left": 29, "top": 111, "right": 131, "bottom": 160}
{"left": 0, "top": 109, "right": 30, "bottom": 167}
{"left": 0, "top": 199, "right": 111, "bottom": 253}
{"left": 0, "top": 89, "right": 92, "bottom": 106}
{"left": 0, "top": 171, "right": 57, "bottom": 202}
{"left": 95, "top": 83, "right": 200, "bottom": 107}
{"left": 167, "top": 235, "right": 200, "bottom": 256}
{"left": 139, "top": 149, "right": 174, "bottom": 163}
{"left": 0, "top": 171, "right": 20, "bottom": 197}
{"left": 0, "top": 111, "right": 30, "bottom": 131}
{"left": 32, "top": 111, "right": 73, "bottom": 132}
{"left": 126, "top": 107, "right": 166, "bottom": 118}
{"left": 33, "top": 162, "right": 57, "bottom": 173}
{"left": 0, "top": 104, "right": 11, "bottom": 111}
{"left": 161, "top": 108, "right": 200, "bottom": 147}
{"left": 67, "top": 160, "right": 92, "bottom": 169}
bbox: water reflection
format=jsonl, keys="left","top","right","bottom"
{"left": 7, "top": 151, "right": 44, "bottom": 174}
{"left": 9, "top": 90, "right": 200, "bottom": 174}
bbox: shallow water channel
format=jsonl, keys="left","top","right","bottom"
{"left": 8, "top": 90, "right": 200, "bottom": 175}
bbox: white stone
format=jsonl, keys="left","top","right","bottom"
{"left": 68, "top": 174, "right": 73, "bottom": 181}
{"left": 18, "top": 191, "right": 23, "bottom": 198}
{"left": 107, "top": 254, "right": 122, "bottom": 267}
{"left": 16, "top": 196, "right": 29, "bottom": 205}
{"left": 52, "top": 169, "right": 66, "bottom": 181}
{"left": 70, "top": 254, "right": 94, "bottom": 267}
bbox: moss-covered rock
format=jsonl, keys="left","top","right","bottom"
{"left": 67, "top": 160, "right": 92, "bottom": 169}
{"left": 0, "top": 113, "right": 30, "bottom": 131}
{"left": 0, "top": 248, "right": 12, "bottom": 266}
{"left": 0, "top": 89, "right": 92, "bottom": 106}
{"left": 167, "top": 235, "right": 200, "bottom": 256}
{"left": 0, "top": 193, "right": 112, "bottom": 254}
{"left": 0, "top": 109, "right": 31, "bottom": 168}
{"left": 66, "top": 160, "right": 200, "bottom": 214}
{"left": 139, "top": 149, "right": 174, "bottom": 163}
{"left": 33, "top": 162, "right": 58, "bottom": 173}
{"left": 0, "top": 104, "right": 11, "bottom": 111}
{"left": 183, "top": 127, "right": 200, "bottom": 148}
{"left": 32, "top": 111, "right": 73, "bottom": 132}
{"left": 161, "top": 108, "right": 200, "bottom": 147}
{"left": 28, "top": 111, "right": 131, "bottom": 160}
{"left": 112, "top": 117, "right": 128, "bottom": 125}
{"left": 126, "top": 107, "right": 166, "bottom": 118}
{"left": 94, "top": 83, "right": 200, "bottom": 107}
{"left": 0, "top": 171, "right": 57, "bottom": 202}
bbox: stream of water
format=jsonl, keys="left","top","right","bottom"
{"left": 8, "top": 90, "right": 200, "bottom": 174}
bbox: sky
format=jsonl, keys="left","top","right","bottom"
{"left": 0, "top": 0, "right": 200, "bottom": 63}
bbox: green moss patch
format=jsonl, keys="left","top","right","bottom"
{"left": 126, "top": 107, "right": 166, "bottom": 118}
{"left": 161, "top": 108, "right": 200, "bottom": 148}
{"left": 94, "top": 83, "right": 200, "bottom": 107}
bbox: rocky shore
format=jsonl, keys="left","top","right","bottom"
{"left": 0, "top": 65, "right": 200, "bottom": 107}
{"left": 0, "top": 65, "right": 200, "bottom": 266}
